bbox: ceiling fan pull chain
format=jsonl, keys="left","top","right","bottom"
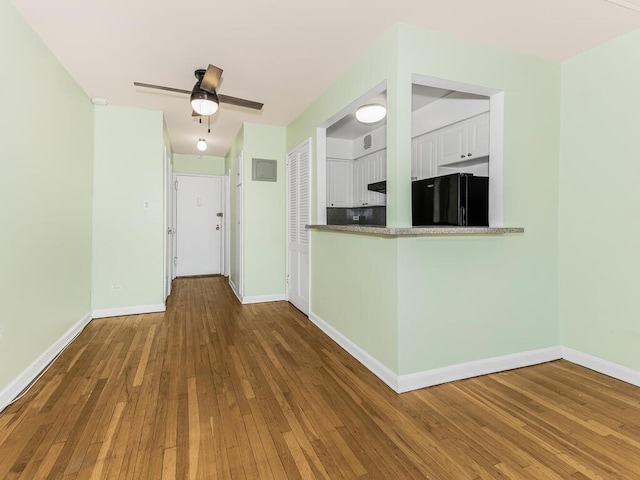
{"left": 208, "top": 116, "right": 211, "bottom": 134}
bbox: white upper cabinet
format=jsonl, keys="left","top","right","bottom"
{"left": 468, "top": 113, "right": 490, "bottom": 159}
{"left": 412, "top": 131, "right": 438, "bottom": 181}
{"left": 438, "top": 112, "right": 490, "bottom": 167}
{"left": 351, "top": 150, "right": 386, "bottom": 207}
{"left": 326, "top": 159, "right": 352, "bottom": 208}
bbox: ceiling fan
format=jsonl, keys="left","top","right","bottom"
{"left": 134, "top": 64, "right": 263, "bottom": 116}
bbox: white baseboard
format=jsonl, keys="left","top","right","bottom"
{"left": 308, "top": 312, "right": 399, "bottom": 391}
{"left": 92, "top": 304, "right": 166, "bottom": 319}
{"left": 227, "top": 278, "right": 285, "bottom": 305}
{"left": 561, "top": 347, "right": 640, "bottom": 387}
{"left": 242, "top": 294, "right": 286, "bottom": 304}
{"left": 305, "top": 313, "right": 640, "bottom": 393}
{"left": 0, "top": 311, "right": 92, "bottom": 413}
{"left": 397, "top": 346, "right": 562, "bottom": 393}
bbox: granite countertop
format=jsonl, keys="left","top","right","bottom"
{"left": 306, "top": 224, "right": 524, "bottom": 236}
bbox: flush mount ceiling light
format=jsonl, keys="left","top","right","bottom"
{"left": 196, "top": 138, "right": 207, "bottom": 152}
{"left": 603, "top": 0, "right": 640, "bottom": 11}
{"left": 355, "top": 104, "right": 386, "bottom": 124}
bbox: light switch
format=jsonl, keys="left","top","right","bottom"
{"left": 197, "top": 197, "right": 203, "bottom": 207}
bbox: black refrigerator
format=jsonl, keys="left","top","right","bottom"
{"left": 412, "top": 173, "right": 489, "bottom": 227}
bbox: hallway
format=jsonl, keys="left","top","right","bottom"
{"left": 0, "top": 277, "right": 638, "bottom": 479}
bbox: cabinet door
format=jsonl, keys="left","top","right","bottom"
{"left": 411, "top": 138, "right": 419, "bottom": 180}
{"left": 365, "top": 153, "right": 379, "bottom": 206}
{"left": 353, "top": 158, "right": 366, "bottom": 206}
{"left": 438, "top": 122, "right": 468, "bottom": 167}
{"left": 413, "top": 132, "right": 437, "bottom": 180}
{"left": 467, "top": 112, "right": 490, "bottom": 159}
{"left": 327, "top": 160, "right": 351, "bottom": 208}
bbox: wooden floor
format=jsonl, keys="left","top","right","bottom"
{"left": 1, "top": 277, "right": 639, "bottom": 479}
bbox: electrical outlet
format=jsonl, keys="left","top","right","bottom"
{"left": 0, "top": 326, "right": 4, "bottom": 341}
{"left": 143, "top": 201, "right": 151, "bottom": 209}
{"left": 352, "top": 215, "right": 360, "bottom": 221}
{"left": 110, "top": 284, "right": 122, "bottom": 291}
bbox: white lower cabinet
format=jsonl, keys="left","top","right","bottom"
{"left": 326, "top": 159, "right": 352, "bottom": 208}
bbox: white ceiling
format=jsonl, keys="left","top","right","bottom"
{"left": 10, "top": 0, "right": 640, "bottom": 157}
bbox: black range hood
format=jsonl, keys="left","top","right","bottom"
{"left": 367, "top": 181, "right": 386, "bottom": 194}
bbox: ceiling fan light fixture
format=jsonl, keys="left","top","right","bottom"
{"left": 356, "top": 104, "right": 386, "bottom": 124}
{"left": 190, "top": 87, "right": 219, "bottom": 116}
{"left": 196, "top": 138, "right": 207, "bottom": 152}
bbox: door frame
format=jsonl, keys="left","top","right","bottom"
{"left": 234, "top": 151, "right": 244, "bottom": 298}
{"left": 224, "top": 169, "right": 231, "bottom": 277}
{"left": 174, "top": 173, "right": 226, "bottom": 277}
{"left": 163, "top": 146, "right": 173, "bottom": 301}
{"left": 286, "top": 138, "right": 312, "bottom": 314}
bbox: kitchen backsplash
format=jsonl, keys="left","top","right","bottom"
{"left": 327, "top": 206, "right": 386, "bottom": 226}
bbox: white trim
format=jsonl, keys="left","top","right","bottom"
{"left": 397, "top": 346, "right": 562, "bottom": 393}
{"left": 304, "top": 313, "right": 568, "bottom": 394}
{"left": 561, "top": 347, "right": 640, "bottom": 387}
{"left": 242, "top": 294, "right": 286, "bottom": 304}
{"left": 309, "top": 312, "right": 399, "bottom": 391}
{"left": 224, "top": 169, "right": 231, "bottom": 277}
{"left": 0, "top": 311, "right": 92, "bottom": 413}
{"left": 318, "top": 81, "right": 387, "bottom": 225}
{"left": 92, "top": 304, "right": 166, "bottom": 319}
{"left": 228, "top": 278, "right": 285, "bottom": 305}
{"left": 412, "top": 73, "right": 505, "bottom": 227}
{"left": 303, "top": 312, "right": 640, "bottom": 393}
{"left": 315, "top": 127, "right": 327, "bottom": 225}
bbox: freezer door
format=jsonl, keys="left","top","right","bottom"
{"left": 412, "top": 174, "right": 461, "bottom": 226}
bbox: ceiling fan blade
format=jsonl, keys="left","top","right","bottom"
{"left": 218, "top": 94, "right": 263, "bottom": 111}
{"left": 200, "top": 64, "right": 223, "bottom": 93}
{"left": 134, "top": 82, "right": 191, "bottom": 95}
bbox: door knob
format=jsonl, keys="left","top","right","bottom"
{"left": 216, "top": 225, "right": 220, "bottom": 230}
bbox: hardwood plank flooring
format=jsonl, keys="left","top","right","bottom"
{"left": 1, "top": 276, "right": 639, "bottom": 479}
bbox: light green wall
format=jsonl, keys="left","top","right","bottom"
{"left": 313, "top": 233, "right": 399, "bottom": 370}
{"left": 559, "top": 30, "right": 640, "bottom": 370}
{"left": 242, "top": 124, "right": 287, "bottom": 297}
{"left": 0, "top": 0, "right": 93, "bottom": 390}
{"left": 173, "top": 153, "right": 225, "bottom": 175}
{"left": 288, "top": 24, "right": 561, "bottom": 375}
{"left": 396, "top": 25, "right": 561, "bottom": 374}
{"left": 92, "top": 106, "right": 165, "bottom": 309}
{"left": 287, "top": 29, "right": 401, "bottom": 371}
{"left": 224, "top": 124, "right": 286, "bottom": 297}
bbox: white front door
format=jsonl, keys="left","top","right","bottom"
{"left": 287, "top": 139, "right": 311, "bottom": 315}
{"left": 176, "top": 175, "right": 223, "bottom": 276}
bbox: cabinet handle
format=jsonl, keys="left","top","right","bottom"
{"left": 468, "top": 153, "right": 472, "bottom": 157}
{"left": 461, "top": 155, "right": 465, "bottom": 158}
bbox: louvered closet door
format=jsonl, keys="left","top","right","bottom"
{"left": 287, "top": 139, "right": 310, "bottom": 315}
